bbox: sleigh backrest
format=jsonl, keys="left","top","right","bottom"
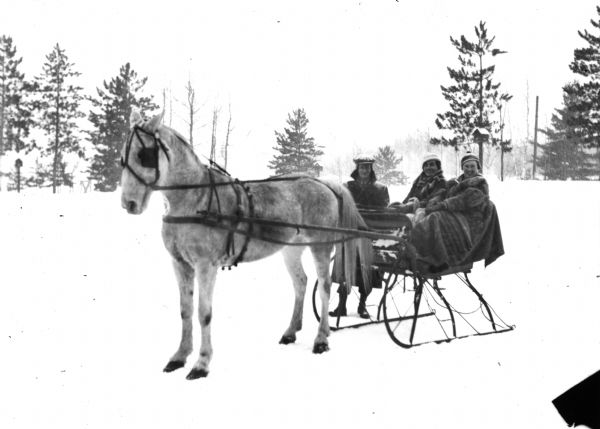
{"left": 358, "top": 208, "right": 415, "bottom": 273}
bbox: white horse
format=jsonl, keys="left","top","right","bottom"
{"left": 120, "top": 111, "right": 372, "bottom": 379}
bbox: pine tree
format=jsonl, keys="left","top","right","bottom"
{"left": 269, "top": 108, "right": 323, "bottom": 176}
{"left": 540, "top": 91, "right": 597, "bottom": 180}
{"left": 0, "top": 35, "right": 35, "bottom": 188}
{"left": 34, "top": 43, "right": 85, "bottom": 193}
{"left": 431, "top": 22, "right": 512, "bottom": 170}
{"left": 497, "top": 103, "right": 512, "bottom": 181}
{"left": 28, "top": 157, "right": 52, "bottom": 188}
{"left": 562, "top": 6, "right": 600, "bottom": 178}
{"left": 87, "top": 63, "right": 158, "bottom": 191}
{"left": 373, "top": 145, "right": 406, "bottom": 185}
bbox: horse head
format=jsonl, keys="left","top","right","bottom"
{"left": 120, "top": 110, "right": 169, "bottom": 214}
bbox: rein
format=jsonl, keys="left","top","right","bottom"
{"left": 163, "top": 212, "right": 405, "bottom": 243}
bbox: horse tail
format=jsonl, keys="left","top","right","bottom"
{"left": 333, "top": 186, "right": 373, "bottom": 294}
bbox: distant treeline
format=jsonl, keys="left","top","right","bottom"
{"left": 2, "top": 9, "right": 600, "bottom": 196}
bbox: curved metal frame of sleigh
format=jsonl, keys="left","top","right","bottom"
{"left": 311, "top": 208, "right": 514, "bottom": 348}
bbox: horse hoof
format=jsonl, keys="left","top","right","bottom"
{"left": 279, "top": 334, "right": 296, "bottom": 345}
{"left": 186, "top": 368, "right": 209, "bottom": 380}
{"left": 163, "top": 360, "right": 185, "bottom": 373}
{"left": 312, "top": 343, "right": 329, "bottom": 354}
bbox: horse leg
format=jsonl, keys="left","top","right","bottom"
{"left": 310, "top": 244, "right": 334, "bottom": 353}
{"left": 279, "top": 246, "right": 307, "bottom": 345}
{"left": 186, "top": 262, "right": 218, "bottom": 380}
{"left": 164, "top": 257, "right": 195, "bottom": 373}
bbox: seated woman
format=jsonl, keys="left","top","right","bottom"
{"left": 390, "top": 152, "right": 447, "bottom": 214}
{"left": 410, "top": 153, "right": 504, "bottom": 273}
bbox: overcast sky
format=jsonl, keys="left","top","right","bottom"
{"left": 1, "top": 0, "right": 598, "bottom": 176}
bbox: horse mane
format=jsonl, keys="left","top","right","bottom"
{"left": 155, "top": 123, "right": 202, "bottom": 166}
{"left": 170, "top": 127, "right": 193, "bottom": 148}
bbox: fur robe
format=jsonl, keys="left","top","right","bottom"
{"left": 402, "top": 170, "right": 447, "bottom": 207}
{"left": 410, "top": 174, "right": 504, "bottom": 273}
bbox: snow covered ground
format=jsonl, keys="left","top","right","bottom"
{"left": 1, "top": 179, "right": 599, "bottom": 429}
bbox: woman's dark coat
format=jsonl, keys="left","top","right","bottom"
{"left": 402, "top": 170, "right": 447, "bottom": 207}
{"left": 345, "top": 169, "right": 390, "bottom": 208}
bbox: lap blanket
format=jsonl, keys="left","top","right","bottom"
{"left": 332, "top": 205, "right": 504, "bottom": 289}
{"left": 410, "top": 202, "right": 504, "bottom": 273}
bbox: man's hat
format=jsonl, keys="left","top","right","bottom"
{"left": 461, "top": 152, "right": 481, "bottom": 169}
{"left": 353, "top": 154, "right": 375, "bottom": 165}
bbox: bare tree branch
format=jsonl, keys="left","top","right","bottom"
{"left": 223, "top": 103, "right": 234, "bottom": 169}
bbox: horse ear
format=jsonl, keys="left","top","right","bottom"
{"left": 130, "top": 109, "right": 143, "bottom": 128}
{"left": 146, "top": 111, "right": 165, "bottom": 132}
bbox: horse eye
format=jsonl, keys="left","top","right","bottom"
{"left": 138, "top": 148, "right": 158, "bottom": 168}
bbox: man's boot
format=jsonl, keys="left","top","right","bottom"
{"left": 357, "top": 293, "right": 370, "bottom": 319}
{"left": 329, "top": 288, "right": 348, "bottom": 317}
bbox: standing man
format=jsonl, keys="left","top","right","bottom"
{"left": 330, "top": 155, "right": 389, "bottom": 319}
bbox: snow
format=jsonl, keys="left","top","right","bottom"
{"left": 1, "top": 180, "right": 599, "bottom": 429}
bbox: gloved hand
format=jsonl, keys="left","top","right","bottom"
{"left": 446, "top": 179, "right": 459, "bottom": 188}
{"left": 406, "top": 197, "right": 420, "bottom": 213}
{"left": 425, "top": 201, "right": 446, "bottom": 214}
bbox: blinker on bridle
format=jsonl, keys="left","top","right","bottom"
{"left": 121, "top": 125, "right": 170, "bottom": 188}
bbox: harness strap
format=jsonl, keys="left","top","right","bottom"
{"left": 224, "top": 179, "right": 240, "bottom": 261}
{"left": 206, "top": 169, "right": 214, "bottom": 213}
{"left": 230, "top": 181, "right": 254, "bottom": 267}
{"left": 207, "top": 168, "right": 241, "bottom": 265}
{"left": 164, "top": 213, "right": 358, "bottom": 247}
{"left": 202, "top": 175, "right": 255, "bottom": 269}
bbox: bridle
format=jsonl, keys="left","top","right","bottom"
{"left": 120, "top": 125, "right": 171, "bottom": 189}
{"left": 120, "top": 124, "right": 235, "bottom": 191}
{"left": 120, "top": 123, "right": 259, "bottom": 267}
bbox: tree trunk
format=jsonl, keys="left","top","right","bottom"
{"left": 188, "top": 100, "right": 194, "bottom": 148}
{"left": 0, "top": 57, "right": 5, "bottom": 191}
{"left": 525, "top": 81, "right": 530, "bottom": 179}
{"left": 52, "top": 112, "right": 59, "bottom": 193}
{"left": 224, "top": 104, "right": 232, "bottom": 169}
{"left": 500, "top": 148, "right": 504, "bottom": 181}
{"left": 532, "top": 96, "right": 539, "bottom": 180}
{"left": 596, "top": 145, "right": 600, "bottom": 181}
{"left": 184, "top": 80, "right": 198, "bottom": 151}
{"left": 168, "top": 87, "right": 173, "bottom": 127}
{"left": 52, "top": 70, "right": 61, "bottom": 194}
{"left": 210, "top": 108, "right": 218, "bottom": 162}
{"left": 478, "top": 54, "right": 484, "bottom": 173}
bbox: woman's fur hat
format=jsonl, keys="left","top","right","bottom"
{"left": 422, "top": 152, "right": 441, "bottom": 169}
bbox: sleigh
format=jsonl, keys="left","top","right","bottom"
{"left": 312, "top": 207, "right": 514, "bottom": 348}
